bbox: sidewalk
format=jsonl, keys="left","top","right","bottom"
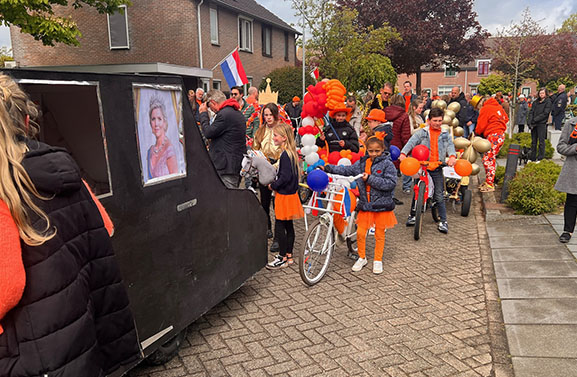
{"left": 480, "top": 167, "right": 577, "bottom": 377}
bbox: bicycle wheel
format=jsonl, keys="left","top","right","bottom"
{"left": 299, "top": 218, "right": 334, "bottom": 286}
{"left": 346, "top": 211, "right": 358, "bottom": 255}
{"left": 431, "top": 201, "right": 440, "bottom": 223}
{"left": 460, "top": 188, "right": 472, "bottom": 217}
{"left": 414, "top": 181, "right": 426, "bottom": 241}
{"left": 298, "top": 175, "right": 312, "bottom": 204}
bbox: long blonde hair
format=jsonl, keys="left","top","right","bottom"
{"left": 273, "top": 123, "right": 300, "bottom": 176}
{"left": 0, "top": 74, "right": 55, "bottom": 246}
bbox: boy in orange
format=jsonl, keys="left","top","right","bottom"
{"left": 471, "top": 94, "right": 508, "bottom": 192}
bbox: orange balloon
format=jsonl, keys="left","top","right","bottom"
{"left": 400, "top": 157, "right": 420, "bottom": 176}
{"left": 454, "top": 159, "right": 473, "bottom": 177}
{"left": 340, "top": 150, "right": 348, "bottom": 157}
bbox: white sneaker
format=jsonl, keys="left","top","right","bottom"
{"left": 352, "top": 258, "right": 367, "bottom": 272}
{"left": 373, "top": 261, "right": 383, "bottom": 274}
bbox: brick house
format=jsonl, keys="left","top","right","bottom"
{"left": 10, "top": 0, "right": 299, "bottom": 92}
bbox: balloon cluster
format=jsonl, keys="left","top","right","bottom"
{"left": 324, "top": 80, "right": 347, "bottom": 110}
{"left": 302, "top": 81, "right": 328, "bottom": 120}
{"left": 300, "top": 133, "right": 321, "bottom": 167}
{"left": 399, "top": 144, "right": 473, "bottom": 178}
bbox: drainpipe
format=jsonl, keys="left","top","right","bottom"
{"left": 197, "top": 0, "right": 204, "bottom": 69}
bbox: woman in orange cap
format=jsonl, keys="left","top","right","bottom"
{"left": 364, "top": 108, "right": 393, "bottom": 149}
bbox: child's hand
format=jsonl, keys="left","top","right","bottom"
{"left": 317, "top": 165, "right": 325, "bottom": 171}
{"left": 448, "top": 156, "right": 456, "bottom": 167}
{"left": 267, "top": 184, "right": 272, "bottom": 191}
{"left": 399, "top": 154, "right": 406, "bottom": 161}
{"left": 319, "top": 133, "right": 326, "bottom": 141}
{"left": 362, "top": 173, "right": 369, "bottom": 181}
{"left": 338, "top": 140, "right": 345, "bottom": 147}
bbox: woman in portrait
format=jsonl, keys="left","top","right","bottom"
{"left": 147, "top": 96, "right": 178, "bottom": 179}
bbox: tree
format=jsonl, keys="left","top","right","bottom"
{"left": 529, "top": 33, "right": 577, "bottom": 87}
{"left": 477, "top": 74, "right": 513, "bottom": 96}
{"left": 558, "top": 13, "right": 577, "bottom": 34}
{"left": 259, "top": 66, "right": 316, "bottom": 105}
{"left": 336, "top": 0, "right": 489, "bottom": 91}
{"left": 291, "top": 1, "right": 399, "bottom": 92}
{"left": 1, "top": 0, "right": 131, "bottom": 46}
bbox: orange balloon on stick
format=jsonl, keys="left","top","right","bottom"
{"left": 400, "top": 157, "right": 420, "bottom": 176}
{"left": 454, "top": 159, "right": 473, "bottom": 177}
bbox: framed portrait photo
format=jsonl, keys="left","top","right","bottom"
{"left": 133, "top": 84, "right": 186, "bottom": 186}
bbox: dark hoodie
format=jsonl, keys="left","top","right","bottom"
{"left": 316, "top": 119, "right": 359, "bottom": 153}
{"left": 449, "top": 92, "right": 469, "bottom": 127}
{"left": 199, "top": 98, "right": 247, "bottom": 175}
{"left": 0, "top": 140, "right": 140, "bottom": 377}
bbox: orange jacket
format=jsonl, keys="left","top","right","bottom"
{"left": 475, "top": 98, "right": 508, "bottom": 137}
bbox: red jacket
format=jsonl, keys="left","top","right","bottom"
{"left": 386, "top": 105, "right": 412, "bottom": 149}
{"left": 475, "top": 98, "right": 508, "bottom": 137}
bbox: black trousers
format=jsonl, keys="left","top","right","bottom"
{"left": 517, "top": 123, "right": 525, "bottom": 133}
{"left": 564, "top": 193, "right": 577, "bottom": 233}
{"left": 530, "top": 125, "right": 547, "bottom": 161}
{"left": 274, "top": 219, "right": 295, "bottom": 257}
{"left": 259, "top": 184, "right": 273, "bottom": 230}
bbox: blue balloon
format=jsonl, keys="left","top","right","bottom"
{"left": 306, "top": 166, "right": 314, "bottom": 173}
{"left": 389, "top": 145, "right": 401, "bottom": 161}
{"left": 350, "top": 181, "right": 357, "bottom": 189}
{"left": 307, "top": 169, "right": 329, "bottom": 192}
{"left": 317, "top": 159, "right": 325, "bottom": 166}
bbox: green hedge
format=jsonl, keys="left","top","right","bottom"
{"left": 497, "top": 133, "right": 554, "bottom": 159}
{"left": 495, "top": 165, "right": 506, "bottom": 186}
{"left": 506, "top": 160, "right": 565, "bottom": 215}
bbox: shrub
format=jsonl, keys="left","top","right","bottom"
{"left": 497, "top": 132, "right": 554, "bottom": 159}
{"left": 494, "top": 165, "right": 506, "bottom": 186}
{"left": 506, "top": 160, "right": 565, "bottom": 215}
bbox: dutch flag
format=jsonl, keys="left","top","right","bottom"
{"left": 220, "top": 48, "right": 249, "bottom": 89}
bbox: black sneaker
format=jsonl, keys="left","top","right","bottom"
{"left": 560, "top": 232, "right": 572, "bottom": 243}
{"left": 406, "top": 216, "right": 416, "bottom": 226}
{"left": 393, "top": 198, "right": 404, "bottom": 205}
{"left": 267, "top": 229, "right": 273, "bottom": 239}
{"left": 270, "top": 241, "right": 280, "bottom": 253}
{"left": 266, "top": 255, "right": 287, "bottom": 269}
{"left": 438, "top": 221, "right": 449, "bottom": 234}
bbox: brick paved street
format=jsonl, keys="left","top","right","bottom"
{"left": 130, "top": 186, "right": 511, "bottom": 377}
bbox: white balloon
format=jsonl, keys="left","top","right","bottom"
{"left": 337, "top": 158, "right": 352, "bottom": 166}
{"left": 305, "top": 152, "right": 319, "bottom": 165}
{"left": 311, "top": 145, "right": 319, "bottom": 153}
{"left": 302, "top": 116, "right": 315, "bottom": 127}
{"left": 301, "top": 134, "right": 316, "bottom": 146}
{"left": 301, "top": 145, "right": 312, "bottom": 155}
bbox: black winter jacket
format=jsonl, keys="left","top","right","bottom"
{"left": 316, "top": 120, "right": 359, "bottom": 153}
{"left": 0, "top": 140, "right": 140, "bottom": 377}
{"left": 270, "top": 151, "right": 299, "bottom": 195}
{"left": 325, "top": 154, "right": 397, "bottom": 212}
{"left": 528, "top": 97, "right": 552, "bottom": 127}
{"left": 200, "top": 100, "right": 247, "bottom": 175}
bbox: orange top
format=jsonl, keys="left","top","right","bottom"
{"left": 475, "top": 97, "right": 508, "bottom": 137}
{"left": 404, "top": 95, "right": 412, "bottom": 112}
{"left": 428, "top": 128, "right": 441, "bottom": 171}
{"left": 0, "top": 200, "right": 25, "bottom": 335}
{"left": 364, "top": 158, "right": 373, "bottom": 199}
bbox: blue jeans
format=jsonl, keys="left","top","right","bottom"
{"left": 402, "top": 174, "right": 413, "bottom": 191}
{"left": 464, "top": 123, "right": 476, "bottom": 138}
{"left": 429, "top": 168, "right": 447, "bottom": 222}
{"left": 553, "top": 113, "right": 564, "bottom": 131}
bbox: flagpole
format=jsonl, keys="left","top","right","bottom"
{"left": 211, "top": 46, "right": 239, "bottom": 71}
{"left": 302, "top": 15, "right": 306, "bottom": 100}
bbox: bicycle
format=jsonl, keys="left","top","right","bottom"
{"left": 409, "top": 161, "right": 447, "bottom": 241}
{"left": 299, "top": 173, "right": 363, "bottom": 286}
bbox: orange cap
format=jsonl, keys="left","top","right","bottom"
{"left": 365, "top": 109, "right": 387, "bottom": 123}
{"left": 292, "top": 96, "right": 300, "bottom": 102}
{"left": 329, "top": 107, "right": 352, "bottom": 118}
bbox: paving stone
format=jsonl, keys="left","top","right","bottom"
{"left": 511, "top": 357, "right": 577, "bottom": 377}
{"left": 497, "top": 278, "right": 577, "bottom": 298}
{"left": 502, "top": 299, "right": 577, "bottom": 324}
{"left": 494, "top": 261, "right": 577, "bottom": 278}
{"left": 489, "top": 234, "right": 561, "bottom": 248}
{"left": 506, "top": 325, "right": 577, "bottom": 357}
{"left": 492, "top": 246, "right": 572, "bottom": 261}
{"left": 486, "top": 224, "right": 555, "bottom": 237}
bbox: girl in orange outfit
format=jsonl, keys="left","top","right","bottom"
{"left": 323, "top": 136, "right": 397, "bottom": 274}
{"left": 266, "top": 123, "right": 304, "bottom": 269}
{"left": 471, "top": 95, "right": 509, "bottom": 192}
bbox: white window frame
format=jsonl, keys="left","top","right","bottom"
{"left": 469, "top": 84, "right": 479, "bottom": 94}
{"left": 107, "top": 4, "right": 130, "bottom": 50}
{"left": 238, "top": 16, "right": 253, "bottom": 52}
{"left": 444, "top": 65, "right": 457, "bottom": 78}
{"left": 212, "top": 80, "right": 221, "bottom": 91}
{"left": 210, "top": 8, "right": 219, "bottom": 45}
{"left": 438, "top": 85, "right": 454, "bottom": 96}
{"left": 521, "top": 87, "right": 531, "bottom": 97}
{"left": 476, "top": 59, "right": 491, "bottom": 76}
{"left": 201, "top": 79, "right": 210, "bottom": 93}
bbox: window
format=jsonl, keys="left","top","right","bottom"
{"left": 284, "top": 32, "right": 289, "bottom": 61}
{"left": 469, "top": 84, "right": 479, "bottom": 94}
{"left": 444, "top": 66, "right": 457, "bottom": 77}
{"left": 210, "top": 8, "right": 219, "bottom": 44}
{"left": 201, "top": 79, "right": 210, "bottom": 93}
{"left": 212, "top": 80, "right": 221, "bottom": 90}
{"left": 438, "top": 86, "right": 454, "bottom": 96}
{"left": 262, "top": 25, "right": 272, "bottom": 57}
{"left": 107, "top": 5, "right": 129, "bottom": 49}
{"left": 477, "top": 60, "right": 490, "bottom": 75}
{"left": 522, "top": 87, "right": 531, "bottom": 97}
{"left": 239, "top": 17, "right": 253, "bottom": 52}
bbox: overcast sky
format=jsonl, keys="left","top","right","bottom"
{"left": 1, "top": 0, "right": 576, "bottom": 51}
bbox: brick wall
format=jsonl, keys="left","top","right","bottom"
{"left": 397, "top": 70, "right": 537, "bottom": 97}
{"left": 201, "top": 3, "right": 296, "bottom": 90}
{"left": 12, "top": 0, "right": 198, "bottom": 67}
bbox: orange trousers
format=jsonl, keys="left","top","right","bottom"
{"left": 357, "top": 223, "right": 385, "bottom": 261}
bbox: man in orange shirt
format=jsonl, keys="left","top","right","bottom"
{"left": 402, "top": 81, "right": 418, "bottom": 113}
{"left": 471, "top": 94, "right": 508, "bottom": 192}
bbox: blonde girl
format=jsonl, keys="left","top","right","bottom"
{"left": 266, "top": 122, "right": 304, "bottom": 269}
